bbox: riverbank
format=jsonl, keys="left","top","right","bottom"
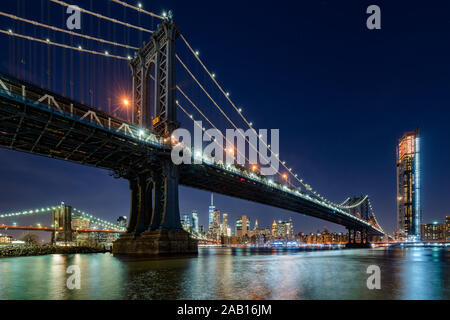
{"left": 0, "top": 244, "right": 107, "bottom": 257}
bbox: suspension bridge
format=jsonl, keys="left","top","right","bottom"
{"left": 0, "top": 1, "right": 384, "bottom": 255}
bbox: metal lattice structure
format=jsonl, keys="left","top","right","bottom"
{"left": 130, "top": 18, "right": 179, "bottom": 136}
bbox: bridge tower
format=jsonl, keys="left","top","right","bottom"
{"left": 129, "top": 16, "right": 179, "bottom": 136}
{"left": 51, "top": 204, "right": 73, "bottom": 243}
{"left": 113, "top": 15, "right": 197, "bottom": 255}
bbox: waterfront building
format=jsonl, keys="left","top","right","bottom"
{"left": 396, "top": 129, "right": 422, "bottom": 239}
{"left": 221, "top": 213, "right": 229, "bottom": 236}
{"left": 236, "top": 215, "right": 250, "bottom": 238}
{"left": 72, "top": 216, "right": 90, "bottom": 242}
{"left": 272, "top": 220, "right": 278, "bottom": 237}
{"left": 273, "top": 218, "right": 294, "bottom": 238}
{"left": 446, "top": 216, "right": 450, "bottom": 241}
{"left": 0, "top": 233, "right": 12, "bottom": 243}
{"left": 421, "top": 222, "right": 446, "bottom": 241}
{"left": 181, "top": 214, "right": 192, "bottom": 232}
{"left": 192, "top": 210, "right": 199, "bottom": 234}
{"left": 117, "top": 216, "right": 127, "bottom": 229}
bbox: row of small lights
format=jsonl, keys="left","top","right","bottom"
{"left": 73, "top": 208, "right": 122, "bottom": 230}
{"left": 0, "top": 206, "right": 58, "bottom": 219}
{"left": 172, "top": 115, "right": 381, "bottom": 233}
{"left": 185, "top": 48, "right": 341, "bottom": 208}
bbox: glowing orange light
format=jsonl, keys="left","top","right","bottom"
{"left": 123, "top": 99, "right": 129, "bottom": 106}
{"left": 282, "top": 174, "right": 288, "bottom": 180}
{"left": 251, "top": 165, "right": 258, "bottom": 172}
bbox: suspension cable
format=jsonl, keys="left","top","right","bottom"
{"left": 110, "top": 0, "right": 164, "bottom": 20}
{"left": 176, "top": 54, "right": 288, "bottom": 184}
{"left": 176, "top": 86, "right": 251, "bottom": 165}
{"left": 178, "top": 33, "right": 329, "bottom": 200}
{"left": 0, "top": 11, "right": 139, "bottom": 50}
{"left": 0, "top": 29, "right": 129, "bottom": 60}
{"left": 48, "top": 0, "right": 153, "bottom": 33}
{"left": 102, "top": 0, "right": 341, "bottom": 203}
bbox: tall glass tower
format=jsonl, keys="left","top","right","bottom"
{"left": 208, "top": 193, "right": 215, "bottom": 229}
{"left": 191, "top": 210, "right": 199, "bottom": 234}
{"left": 396, "top": 129, "right": 421, "bottom": 239}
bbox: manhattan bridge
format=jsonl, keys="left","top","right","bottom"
{"left": 0, "top": 0, "right": 384, "bottom": 255}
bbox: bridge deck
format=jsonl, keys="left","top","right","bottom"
{"left": 0, "top": 72, "right": 384, "bottom": 236}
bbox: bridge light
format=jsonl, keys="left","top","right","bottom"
{"left": 46, "top": 38, "right": 50, "bottom": 43}
{"left": 105, "top": 51, "right": 109, "bottom": 55}
{"left": 123, "top": 99, "right": 129, "bottom": 106}
{"left": 238, "top": 108, "right": 242, "bottom": 113}
{"left": 138, "top": 3, "right": 142, "bottom": 9}
{"left": 78, "top": 45, "right": 82, "bottom": 50}
{"left": 8, "top": 29, "right": 12, "bottom": 33}
{"left": 195, "top": 50, "right": 200, "bottom": 56}
{"left": 212, "top": 73, "right": 216, "bottom": 78}
{"left": 226, "top": 92, "right": 230, "bottom": 97}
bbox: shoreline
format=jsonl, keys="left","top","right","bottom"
{"left": 0, "top": 244, "right": 108, "bottom": 257}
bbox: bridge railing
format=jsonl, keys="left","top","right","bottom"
{"left": 0, "top": 73, "right": 169, "bottom": 150}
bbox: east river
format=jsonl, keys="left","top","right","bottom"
{"left": 0, "top": 247, "right": 448, "bottom": 300}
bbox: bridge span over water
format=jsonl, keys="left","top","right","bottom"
{"left": 0, "top": 12, "right": 384, "bottom": 255}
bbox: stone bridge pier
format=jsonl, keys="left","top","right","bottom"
{"left": 345, "top": 227, "right": 372, "bottom": 249}
{"left": 112, "top": 159, "right": 198, "bottom": 255}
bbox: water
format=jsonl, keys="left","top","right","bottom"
{"left": 0, "top": 247, "right": 448, "bottom": 300}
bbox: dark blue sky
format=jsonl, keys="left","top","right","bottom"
{"left": 0, "top": 0, "right": 449, "bottom": 239}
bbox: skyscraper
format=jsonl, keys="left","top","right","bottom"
{"left": 208, "top": 193, "right": 215, "bottom": 229}
{"left": 396, "top": 129, "right": 421, "bottom": 239}
{"left": 236, "top": 215, "right": 250, "bottom": 238}
{"left": 222, "top": 213, "right": 229, "bottom": 236}
{"left": 192, "top": 210, "right": 199, "bottom": 234}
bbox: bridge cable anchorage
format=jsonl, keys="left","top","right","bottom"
{"left": 175, "top": 55, "right": 299, "bottom": 188}
{"left": 0, "top": 29, "right": 129, "bottom": 60}
{"left": 0, "top": 11, "right": 139, "bottom": 50}
{"left": 48, "top": 0, "right": 153, "bottom": 34}
{"left": 110, "top": 0, "right": 164, "bottom": 20}
{"left": 177, "top": 35, "right": 333, "bottom": 203}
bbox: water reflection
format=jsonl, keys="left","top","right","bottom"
{"left": 0, "top": 247, "right": 448, "bottom": 300}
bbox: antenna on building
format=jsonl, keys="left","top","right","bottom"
{"left": 211, "top": 193, "right": 214, "bottom": 206}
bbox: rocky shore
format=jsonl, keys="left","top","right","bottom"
{"left": 0, "top": 244, "right": 108, "bottom": 257}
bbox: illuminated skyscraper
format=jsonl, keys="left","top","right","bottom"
{"left": 192, "top": 210, "right": 199, "bottom": 234}
{"left": 236, "top": 215, "right": 250, "bottom": 238}
{"left": 208, "top": 193, "right": 215, "bottom": 229}
{"left": 396, "top": 129, "right": 421, "bottom": 239}
{"left": 222, "top": 213, "right": 229, "bottom": 236}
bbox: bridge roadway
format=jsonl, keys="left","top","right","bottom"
{"left": 0, "top": 72, "right": 384, "bottom": 236}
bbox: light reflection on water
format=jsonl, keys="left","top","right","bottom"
{"left": 0, "top": 247, "right": 448, "bottom": 300}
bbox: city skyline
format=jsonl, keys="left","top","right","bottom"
{"left": 0, "top": 0, "right": 449, "bottom": 238}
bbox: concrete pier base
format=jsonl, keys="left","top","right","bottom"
{"left": 112, "top": 230, "right": 198, "bottom": 255}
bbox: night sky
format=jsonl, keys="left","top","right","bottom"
{"left": 0, "top": 0, "right": 449, "bottom": 241}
